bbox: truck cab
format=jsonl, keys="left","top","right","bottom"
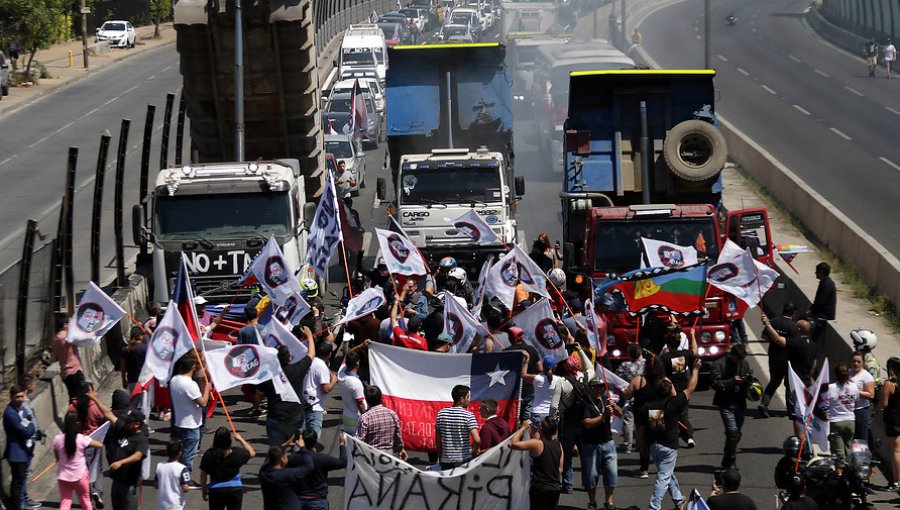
{"left": 377, "top": 146, "right": 524, "bottom": 268}
{"left": 340, "top": 24, "right": 388, "bottom": 84}
{"left": 134, "top": 160, "right": 316, "bottom": 304}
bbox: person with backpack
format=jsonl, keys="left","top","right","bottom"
{"left": 623, "top": 355, "right": 667, "bottom": 479}
{"left": 865, "top": 36, "right": 880, "bottom": 77}
{"left": 581, "top": 378, "right": 621, "bottom": 510}
{"left": 551, "top": 347, "right": 594, "bottom": 493}
{"left": 642, "top": 358, "right": 701, "bottom": 510}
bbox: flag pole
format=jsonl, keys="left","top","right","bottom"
{"left": 190, "top": 342, "right": 236, "bottom": 433}
{"left": 340, "top": 239, "right": 355, "bottom": 299}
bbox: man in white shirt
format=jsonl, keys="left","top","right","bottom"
{"left": 302, "top": 341, "right": 337, "bottom": 436}
{"left": 337, "top": 352, "right": 367, "bottom": 434}
{"left": 884, "top": 38, "right": 897, "bottom": 78}
{"left": 168, "top": 354, "right": 211, "bottom": 477}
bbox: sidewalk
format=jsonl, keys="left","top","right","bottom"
{"left": 0, "top": 22, "right": 177, "bottom": 116}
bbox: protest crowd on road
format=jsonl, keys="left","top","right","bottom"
{"left": 4, "top": 205, "right": 898, "bottom": 510}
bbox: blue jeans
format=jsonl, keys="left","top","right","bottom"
{"left": 560, "top": 431, "right": 577, "bottom": 492}
{"left": 649, "top": 443, "right": 684, "bottom": 510}
{"left": 854, "top": 406, "right": 871, "bottom": 441}
{"left": 298, "top": 497, "right": 329, "bottom": 509}
{"left": 580, "top": 440, "right": 618, "bottom": 489}
{"left": 303, "top": 410, "right": 324, "bottom": 437}
{"left": 520, "top": 392, "right": 534, "bottom": 424}
{"left": 720, "top": 407, "right": 745, "bottom": 433}
{"left": 173, "top": 426, "right": 201, "bottom": 475}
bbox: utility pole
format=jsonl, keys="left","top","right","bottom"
{"left": 80, "top": 0, "right": 90, "bottom": 68}
{"left": 620, "top": 0, "right": 627, "bottom": 49}
{"left": 235, "top": 0, "right": 245, "bottom": 162}
{"left": 704, "top": 0, "right": 711, "bottom": 69}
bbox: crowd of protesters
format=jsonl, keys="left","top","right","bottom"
{"left": 5, "top": 238, "right": 900, "bottom": 510}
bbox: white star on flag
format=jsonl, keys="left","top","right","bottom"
{"left": 486, "top": 364, "right": 509, "bottom": 387}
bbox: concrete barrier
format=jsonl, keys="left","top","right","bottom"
{"left": 719, "top": 117, "right": 900, "bottom": 311}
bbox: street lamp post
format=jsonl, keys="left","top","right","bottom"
{"left": 704, "top": 0, "right": 711, "bottom": 69}
{"left": 80, "top": 0, "right": 89, "bottom": 68}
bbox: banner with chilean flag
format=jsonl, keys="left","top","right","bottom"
{"left": 369, "top": 343, "right": 523, "bottom": 453}
{"left": 172, "top": 254, "right": 203, "bottom": 342}
{"left": 594, "top": 263, "right": 708, "bottom": 317}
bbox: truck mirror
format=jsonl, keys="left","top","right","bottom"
{"left": 131, "top": 204, "right": 145, "bottom": 246}
{"left": 303, "top": 202, "right": 317, "bottom": 230}
{"left": 515, "top": 175, "right": 525, "bottom": 197}
{"left": 376, "top": 177, "right": 387, "bottom": 201}
{"left": 563, "top": 242, "right": 576, "bottom": 269}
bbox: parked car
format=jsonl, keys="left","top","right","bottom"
{"left": 0, "top": 51, "right": 9, "bottom": 99}
{"left": 324, "top": 133, "right": 367, "bottom": 195}
{"left": 324, "top": 92, "right": 382, "bottom": 148}
{"left": 95, "top": 20, "right": 136, "bottom": 48}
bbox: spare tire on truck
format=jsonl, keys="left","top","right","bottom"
{"left": 662, "top": 119, "right": 727, "bottom": 181}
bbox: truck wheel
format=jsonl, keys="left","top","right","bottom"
{"left": 663, "top": 119, "right": 727, "bottom": 181}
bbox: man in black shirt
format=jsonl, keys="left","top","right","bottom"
{"left": 711, "top": 344, "right": 751, "bottom": 469}
{"left": 502, "top": 325, "right": 542, "bottom": 423}
{"left": 762, "top": 313, "right": 819, "bottom": 438}
{"left": 265, "top": 327, "right": 316, "bottom": 446}
{"left": 659, "top": 321, "right": 697, "bottom": 447}
{"left": 259, "top": 444, "right": 315, "bottom": 510}
{"left": 292, "top": 428, "right": 348, "bottom": 507}
{"left": 643, "top": 359, "right": 700, "bottom": 510}
{"left": 759, "top": 303, "right": 798, "bottom": 418}
{"left": 581, "top": 379, "right": 621, "bottom": 510}
{"left": 89, "top": 387, "right": 149, "bottom": 510}
{"left": 806, "top": 262, "right": 836, "bottom": 348}
{"left": 707, "top": 468, "right": 758, "bottom": 510}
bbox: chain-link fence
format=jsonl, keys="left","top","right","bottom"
{"left": 0, "top": 240, "right": 56, "bottom": 387}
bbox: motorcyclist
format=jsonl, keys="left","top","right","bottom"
{"left": 775, "top": 436, "right": 802, "bottom": 492}
{"left": 726, "top": 13, "right": 737, "bottom": 25}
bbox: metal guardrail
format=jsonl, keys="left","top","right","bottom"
{"left": 820, "top": 0, "right": 900, "bottom": 42}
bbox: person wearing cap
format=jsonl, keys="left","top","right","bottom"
{"left": 707, "top": 467, "right": 758, "bottom": 510}
{"left": 194, "top": 296, "right": 230, "bottom": 337}
{"left": 434, "top": 332, "right": 455, "bottom": 353}
{"left": 581, "top": 377, "right": 621, "bottom": 510}
{"left": 120, "top": 326, "right": 147, "bottom": 391}
{"left": 503, "top": 324, "right": 542, "bottom": 424}
{"left": 301, "top": 340, "right": 338, "bottom": 437}
{"left": 87, "top": 386, "right": 148, "bottom": 510}
{"left": 390, "top": 294, "right": 428, "bottom": 350}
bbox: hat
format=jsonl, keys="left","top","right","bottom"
{"left": 541, "top": 355, "right": 557, "bottom": 371}
{"left": 407, "top": 316, "right": 423, "bottom": 332}
{"left": 588, "top": 377, "right": 604, "bottom": 387}
{"left": 436, "top": 333, "right": 454, "bottom": 344}
{"left": 566, "top": 353, "right": 581, "bottom": 374}
{"left": 124, "top": 410, "right": 145, "bottom": 423}
{"left": 193, "top": 295, "right": 208, "bottom": 305}
{"left": 507, "top": 326, "right": 524, "bottom": 342}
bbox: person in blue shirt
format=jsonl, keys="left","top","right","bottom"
{"left": 259, "top": 444, "right": 315, "bottom": 510}
{"left": 199, "top": 427, "right": 257, "bottom": 510}
{"left": 3, "top": 384, "right": 37, "bottom": 510}
{"left": 292, "top": 428, "right": 348, "bottom": 509}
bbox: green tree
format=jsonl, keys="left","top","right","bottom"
{"left": 0, "top": 0, "right": 66, "bottom": 78}
{"left": 150, "top": 0, "right": 171, "bottom": 39}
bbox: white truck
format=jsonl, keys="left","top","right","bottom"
{"left": 339, "top": 24, "right": 388, "bottom": 84}
{"left": 134, "top": 160, "right": 316, "bottom": 303}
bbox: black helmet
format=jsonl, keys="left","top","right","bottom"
{"left": 783, "top": 436, "right": 801, "bottom": 457}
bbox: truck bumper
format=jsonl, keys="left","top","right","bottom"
{"left": 420, "top": 244, "right": 508, "bottom": 273}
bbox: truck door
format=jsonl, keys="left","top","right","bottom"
{"left": 725, "top": 208, "right": 775, "bottom": 266}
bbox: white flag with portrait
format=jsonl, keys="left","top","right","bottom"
{"left": 338, "top": 286, "right": 387, "bottom": 325}
{"left": 511, "top": 299, "right": 567, "bottom": 363}
{"left": 444, "top": 293, "right": 492, "bottom": 353}
{"left": 641, "top": 238, "right": 698, "bottom": 269}
{"left": 67, "top": 282, "right": 126, "bottom": 345}
{"left": 258, "top": 318, "right": 309, "bottom": 364}
{"left": 446, "top": 209, "right": 500, "bottom": 246}
{"left": 204, "top": 343, "right": 280, "bottom": 392}
{"left": 375, "top": 228, "right": 427, "bottom": 276}
{"left": 250, "top": 237, "right": 304, "bottom": 307}
{"left": 707, "top": 240, "right": 778, "bottom": 308}
{"left": 272, "top": 290, "right": 312, "bottom": 326}
{"left": 138, "top": 302, "right": 196, "bottom": 386}
{"left": 470, "top": 256, "right": 494, "bottom": 319}
{"left": 306, "top": 172, "right": 343, "bottom": 279}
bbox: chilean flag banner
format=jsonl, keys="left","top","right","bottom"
{"left": 172, "top": 255, "right": 203, "bottom": 342}
{"left": 369, "top": 343, "right": 523, "bottom": 453}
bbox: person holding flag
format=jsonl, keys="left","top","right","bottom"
{"left": 168, "top": 354, "right": 212, "bottom": 478}
{"left": 580, "top": 378, "right": 622, "bottom": 510}
{"left": 761, "top": 312, "right": 819, "bottom": 439}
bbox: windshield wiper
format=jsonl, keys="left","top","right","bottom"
{"left": 456, "top": 194, "right": 487, "bottom": 207}
{"left": 412, "top": 199, "right": 448, "bottom": 209}
{"left": 177, "top": 234, "right": 215, "bottom": 250}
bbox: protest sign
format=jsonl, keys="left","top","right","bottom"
{"left": 67, "top": 282, "right": 126, "bottom": 345}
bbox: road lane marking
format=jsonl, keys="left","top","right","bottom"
{"left": 737, "top": 67, "right": 749, "bottom": 76}
{"left": 761, "top": 85, "right": 777, "bottom": 94}
{"left": 148, "top": 74, "right": 157, "bottom": 81}
{"left": 717, "top": 54, "right": 728, "bottom": 62}
{"left": 814, "top": 69, "right": 829, "bottom": 77}
{"left": 123, "top": 85, "right": 139, "bottom": 95}
{"left": 885, "top": 106, "right": 900, "bottom": 116}
{"left": 0, "top": 154, "right": 17, "bottom": 167}
{"left": 162, "top": 65, "right": 175, "bottom": 72}
{"left": 880, "top": 157, "right": 900, "bottom": 172}
{"left": 793, "top": 104, "right": 811, "bottom": 115}
{"left": 104, "top": 97, "right": 120, "bottom": 106}
{"left": 27, "top": 135, "right": 51, "bottom": 149}
{"left": 829, "top": 127, "right": 851, "bottom": 140}
{"left": 788, "top": 55, "right": 801, "bottom": 63}
{"left": 844, "top": 86, "right": 863, "bottom": 97}
{"left": 83, "top": 107, "right": 101, "bottom": 118}
{"left": 696, "top": 35, "right": 701, "bottom": 40}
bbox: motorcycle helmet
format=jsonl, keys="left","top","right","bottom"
{"left": 548, "top": 268, "right": 566, "bottom": 288}
{"left": 746, "top": 380, "right": 763, "bottom": 402}
{"left": 439, "top": 256, "right": 457, "bottom": 270}
{"left": 783, "top": 436, "right": 801, "bottom": 458}
{"left": 850, "top": 328, "right": 877, "bottom": 351}
{"left": 300, "top": 278, "right": 319, "bottom": 298}
{"left": 448, "top": 267, "right": 467, "bottom": 282}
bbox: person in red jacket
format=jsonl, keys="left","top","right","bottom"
{"left": 478, "top": 399, "right": 511, "bottom": 453}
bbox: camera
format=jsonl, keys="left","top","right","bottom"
{"left": 713, "top": 468, "right": 726, "bottom": 487}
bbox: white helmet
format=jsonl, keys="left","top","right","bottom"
{"left": 850, "top": 328, "right": 877, "bottom": 351}
{"left": 548, "top": 268, "right": 566, "bottom": 288}
{"left": 448, "top": 267, "right": 467, "bottom": 282}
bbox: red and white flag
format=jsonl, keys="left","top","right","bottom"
{"left": 443, "top": 293, "right": 492, "bottom": 353}
{"left": 583, "top": 299, "right": 608, "bottom": 357}
{"left": 446, "top": 210, "right": 500, "bottom": 246}
{"left": 337, "top": 286, "right": 386, "bottom": 325}
{"left": 510, "top": 299, "right": 567, "bottom": 363}
{"left": 250, "top": 237, "right": 304, "bottom": 307}
{"left": 369, "top": 343, "right": 523, "bottom": 453}
{"left": 67, "top": 282, "right": 126, "bottom": 345}
{"left": 375, "top": 228, "right": 427, "bottom": 276}
{"left": 138, "top": 302, "right": 196, "bottom": 386}
{"left": 707, "top": 240, "right": 778, "bottom": 309}
{"left": 349, "top": 79, "right": 368, "bottom": 135}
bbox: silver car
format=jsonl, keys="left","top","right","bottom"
{"left": 324, "top": 92, "right": 382, "bottom": 149}
{"left": 325, "top": 133, "right": 367, "bottom": 195}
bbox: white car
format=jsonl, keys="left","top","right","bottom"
{"left": 466, "top": 3, "right": 493, "bottom": 30}
{"left": 96, "top": 20, "right": 136, "bottom": 48}
{"left": 324, "top": 133, "right": 367, "bottom": 195}
{"left": 330, "top": 78, "right": 385, "bottom": 114}
{"left": 448, "top": 8, "right": 483, "bottom": 33}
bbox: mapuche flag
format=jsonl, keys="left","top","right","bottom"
{"left": 594, "top": 263, "right": 708, "bottom": 317}
{"left": 369, "top": 343, "right": 523, "bottom": 453}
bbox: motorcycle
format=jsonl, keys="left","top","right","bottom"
{"left": 726, "top": 15, "right": 737, "bottom": 26}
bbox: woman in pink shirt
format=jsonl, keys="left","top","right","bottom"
{"left": 52, "top": 412, "right": 104, "bottom": 510}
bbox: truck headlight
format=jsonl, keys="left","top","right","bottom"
{"left": 715, "top": 330, "right": 727, "bottom": 342}
{"left": 709, "top": 346, "right": 719, "bottom": 355}
{"left": 700, "top": 331, "right": 712, "bottom": 343}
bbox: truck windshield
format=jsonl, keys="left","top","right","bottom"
{"left": 342, "top": 49, "right": 376, "bottom": 66}
{"left": 399, "top": 166, "right": 502, "bottom": 205}
{"left": 592, "top": 218, "right": 719, "bottom": 273}
{"left": 155, "top": 192, "right": 292, "bottom": 240}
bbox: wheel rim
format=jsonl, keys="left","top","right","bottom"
{"left": 677, "top": 133, "right": 713, "bottom": 168}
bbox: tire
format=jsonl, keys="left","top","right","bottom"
{"left": 663, "top": 119, "right": 727, "bottom": 181}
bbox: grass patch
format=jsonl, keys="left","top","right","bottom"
{"left": 732, "top": 164, "right": 900, "bottom": 333}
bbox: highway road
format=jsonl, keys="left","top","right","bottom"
{"left": 0, "top": 45, "right": 184, "bottom": 286}
{"left": 638, "top": 0, "right": 900, "bottom": 255}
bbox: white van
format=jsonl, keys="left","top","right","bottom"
{"left": 340, "top": 24, "right": 388, "bottom": 84}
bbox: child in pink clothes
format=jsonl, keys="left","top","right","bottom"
{"left": 53, "top": 412, "right": 103, "bottom": 510}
